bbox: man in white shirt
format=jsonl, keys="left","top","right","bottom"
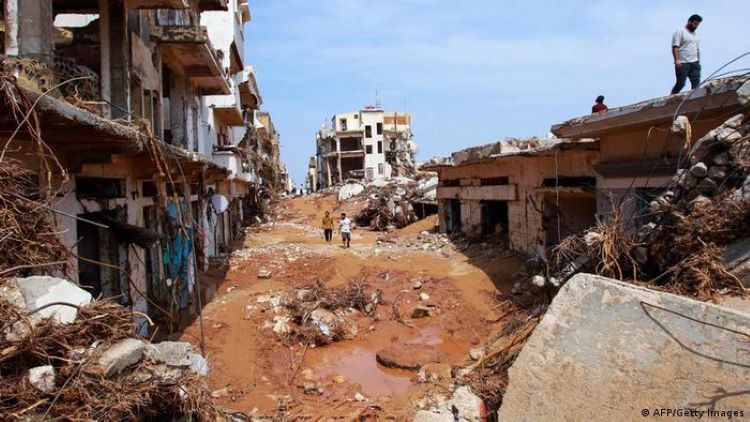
{"left": 339, "top": 213, "right": 352, "bottom": 248}
{"left": 670, "top": 14, "right": 702, "bottom": 94}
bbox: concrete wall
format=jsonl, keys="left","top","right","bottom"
{"left": 435, "top": 149, "right": 598, "bottom": 253}
{"left": 498, "top": 273, "right": 750, "bottom": 421}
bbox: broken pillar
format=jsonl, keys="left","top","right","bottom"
{"left": 15, "top": 0, "right": 54, "bottom": 61}
{"left": 497, "top": 273, "right": 750, "bottom": 421}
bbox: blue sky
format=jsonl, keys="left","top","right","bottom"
{"left": 243, "top": 0, "right": 748, "bottom": 186}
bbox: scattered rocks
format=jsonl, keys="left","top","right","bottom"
{"left": 413, "top": 279, "right": 423, "bottom": 289}
{"left": 411, "top": 305, "right": 434, "bottom": 319}
{"left": 696, "top": 177, "right": 718, "bottom": 194}
{"left": 469, "top": 348, "right": 485, "bottom": 361}
{"left": 211, "top": 387, "right": 231, "bottom": 398}
{"left": 28, "top": 365, "right": 56, "bottom": 393}
{"left": 303, "top": 382, "right": 324, "bottom": 395}
{"left": 419, "top": 292, "right": 430, "bottom": 302}
{"left": 257, "top": 268, "right": 272, "bottom": 279}
{"left": 689, "top": 162, "right": 708, "bottom": 178}
{"left": 531, "top": 275, "right": 546, "bottom": 287}
{"left": 145, "top": 341, "right": 194, "bottom": 367}
{"left": 96, "top": 338, "right": 147, "bottom": 378}
{"left": 376, "top": 344, "right": 444, "bottom": 370}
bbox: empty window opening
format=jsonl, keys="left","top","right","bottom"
{"left": 366, "top": 145, "right": 373, "bottom": 154}
{"left": 480, "top": 177, "right": 509, "bottom": 186}
{"left": 77, "top": 209, "right": 130, "bottom": 305}
{"left": 541, "top": 177, "right": 596, "bottom": 188}
{"left": 440, "top": 179, "right": 460, "bottom": 187}
{"left": 445, "top": 199, "right": 462, "bottom": 234}
{"left": 340, "top": 137, "right": 361, "bottom": 152}
{"left": 377, "top": 141, "right": 383, "bottom": 154}
{"left": 365, "top": 125, "right": 372, "bottom": 138}
{"left": 76, "top": 177, "right": 125, "bottom": 199}
{"left": 543, "top": 194, "right": 597, "bottom": 246}
{"left": 377, "top": 123, "right": 383, "bottom": 135}
{"left": 480, "top": 200, "right": 509, "bottom": 238}
{"left": 339, "top": 118, "right": 348, "bottom": 131}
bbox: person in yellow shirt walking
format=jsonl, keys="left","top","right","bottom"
{"left": 321, "top": 211, "right": 334, "bottom": 244}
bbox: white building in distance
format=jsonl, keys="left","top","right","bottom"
{"left": 311, "top": 106, "right": 417, "bottom": 190}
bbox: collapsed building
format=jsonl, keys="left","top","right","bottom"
{"left": 424, "top": 138, "right": 599, "bottom": 253}
{"left": 428, "top": 76, "right": 750, "bottom": 256}
{"left": 0, "top": 0, "right": 286, "bottom": 332}
{"left": 309, "top": 107, "right": 418, "bottom": 190}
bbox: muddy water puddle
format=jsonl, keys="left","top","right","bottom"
{"left": 307, "top": 321, "right": 472, "bottom": 398}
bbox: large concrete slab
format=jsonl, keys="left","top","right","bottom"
{"left": 498, "top": 274, "right": 750, "bottom": 421}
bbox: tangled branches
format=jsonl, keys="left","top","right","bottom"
{"left": 279, "top": 281, "right": 381, "bottom": 346}
{"left": 0, "top": 159, "right": 71, "bottom": 277}
{"left": 0, "top": 299, "right": 220, "bottom": 420}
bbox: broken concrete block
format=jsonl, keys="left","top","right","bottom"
{"left": 376, "top": 344, "right": 444, "bottom": 370}
{"left": 257, "top": 268, "right": 272, "bottom": 279}
{"left": 15, "top": 276, "right": 92, "bottom": 324}
{"left": 696, "top": 177, "right": 718, "bottom": 194}
{"left": 188, "top": 353, "right": 209, "bottom": 376}
{"left": 411, "top": 305, "right": 433, "bottom": 319}
{"left": 337, "top": 183, "right": 365, "bottom": 201}
{"left": 497, "top": 274, "right": 750, "bottom": 422}
{"left": 707, "top": 165, "right": 727, "bottom": 181}
{"left": 689, "top": 162, "right": 708, "bottom": 178}
{"left": 353, "top": 392, "right": 366, "bottom": 402}
{"left": 531, "top": 275, "right": 545, "bottom": 287}
{"left": 28, "top": 365, "right": 55, "bottom": 393}
{"left": 469, "top": 348, "right": 484, "bottom": 361}
{"left": 419, "top": 292, "right": 430, "bottom": 302}
{"left": 145, "top": 341, "right": 195, "bottom": 366}
{"left": 97, "top": 338, "right": 146, "bottom": 378}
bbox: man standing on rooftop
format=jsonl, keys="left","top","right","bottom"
{"left": 670, "top": 14, "right": 703, "bottom": 94}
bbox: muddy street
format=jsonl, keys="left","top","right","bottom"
{"left": 181, "top": 193, "right": 521, "bottom": 419}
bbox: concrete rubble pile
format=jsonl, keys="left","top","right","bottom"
{"left": 351, "top": 174, "right": 438, "bottom": 231}
{"left": 256, "top": 282, "right": 382, "bottom": 346}
{"left": 0, "top": 276, "right": 231, "bottom": 420}
{"left": 376, "top": 231, "right": 457, "bottom": 257}
{"left": 520, "top": 111, "right": 750, "bottom": 299}
{"left": 446, "top": 110, "right": 750, "bottom": 418}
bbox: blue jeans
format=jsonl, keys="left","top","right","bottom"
{"left": 671, "top": 61, "right": 701, "bottom": 94}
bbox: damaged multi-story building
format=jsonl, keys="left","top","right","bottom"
{"left": 310, "top": 107, "right": 417, "bottom": 190}
{"left": 428, "top": 76, "right": 749, "bottom": 256}
{"left": 0, "top": 0, "right": 285, "bottom": 332}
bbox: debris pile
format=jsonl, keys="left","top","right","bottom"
{"left": 462, "top": 112, "right": 750, "bottom": 414}
{"left": 377, "top": 231, "right": 457, "bottom": 257}
{"left": 0, "top": 159, "right": 71, "bottom": 273}
{"left": 351, "top": 175, "right": 437, "bottom": 231}
{"left": 523, "top": 112, "right": 750, "bottom": 300}
{"left": 0, "top": 276, "right": 222, "bottom": 420}
{"left": 263, "top": 281, "right": 382, "bottom": 346}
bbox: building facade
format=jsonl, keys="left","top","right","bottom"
{"left": 311, "top": 107, "right": 417, "bottom": 190}
{"left": 0, "top": 0, "right": 284, "bottom": 332}
{"left": 426, "top": 139, "right": 599, "bottom": 255}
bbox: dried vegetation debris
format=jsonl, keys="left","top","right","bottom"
{"left": 0, "top": 279, "right": 224, "bottom": 420}
{"left": 524, "top": 112, "right": 750, "bottom": 300}
{"left": 464, "top": 112, "right": 750, "bottom": 413}
{"left": 259, "top": 281, "right": 382, "bottom": 347}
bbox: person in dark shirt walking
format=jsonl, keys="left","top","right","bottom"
{"left": 592, "top": 95, "right": 608, "bottom": 113}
